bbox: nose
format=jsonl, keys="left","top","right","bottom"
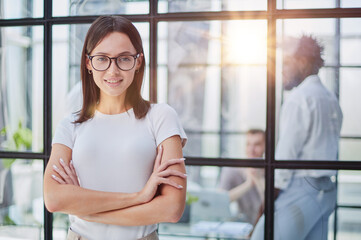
{"left": 107, "top": 58, "right": 120, "bottom": 74}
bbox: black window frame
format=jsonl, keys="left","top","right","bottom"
{"left": 0, "top": 1, "right": 361, "bottom": 239}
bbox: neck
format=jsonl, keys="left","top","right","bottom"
{"left": 97, "top": 94, "right": 129, "bottom": 114}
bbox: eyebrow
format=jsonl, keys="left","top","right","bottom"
{"left": 93, "top": 51, "right": 135, "bottom": 56}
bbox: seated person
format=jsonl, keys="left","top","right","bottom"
{"left": 219, "top": 129, "right": 265, "bottom": 225}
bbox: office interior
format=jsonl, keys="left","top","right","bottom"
{"left": 0, "top": 0, "right": 361, "bottom": 239}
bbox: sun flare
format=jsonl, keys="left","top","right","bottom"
{"left": 224, "top": 21, "right": 267, "bottom": 65}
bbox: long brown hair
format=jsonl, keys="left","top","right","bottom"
{"left": 75, "top": 15, "right": 150, "bottom": 123}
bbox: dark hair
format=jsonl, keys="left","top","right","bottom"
{"left": 294, "top": 35, "right": 325, "bottom": 75}
{"left": 247, "top": 129, "right": 265, "bottom": 140}
{"left": 75, "top": 15, "right": 150, "bottom": 123}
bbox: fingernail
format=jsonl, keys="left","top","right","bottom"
{"left": 183, "top": 174, "right": 187, "bottom": 177}
{"left": 60, "top": 158, "right": 64, "bottom": 163}
{"left": 70, "top": 160, "right": 73, "bottom": 165}
{"left": 178, "top": 185, "right": 183, "bottom": 189}
{"left": 51, "top": 174, "right": 56, "bottom": 179}
{"left": 180, "top": 158, "right": 186, "bottom": 161}
{"left": 52, "top": 164, "right": 58, "bottom": 169}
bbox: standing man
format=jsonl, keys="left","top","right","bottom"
{"left": 219, "top": 129, "right": 265, "bottom": 225}
{"left": 251, "top": 35, "right": 343, "bottom": 240}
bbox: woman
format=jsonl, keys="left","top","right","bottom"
{"left": 44, "top": 16, "right": 187, "bottom": 240}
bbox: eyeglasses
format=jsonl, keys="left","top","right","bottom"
{"left": 87, "top": 53, "right": 140, "bottom": 71}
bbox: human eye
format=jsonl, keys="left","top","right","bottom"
{"left": 95, "top": 56, "right": 108, "bottom": 62}
{"left": 118, "top": 56, "right": 132, "bottom": 62}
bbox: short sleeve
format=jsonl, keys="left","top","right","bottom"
{"left": 52, "top": 114, "right": 76, "bottom": 149}
{"left": 149, "top": 103, "right": 187, "bottom": 148}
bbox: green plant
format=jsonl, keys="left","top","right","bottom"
{"left": 3, "top": 215, "right": 16, "bottom": 225}
{"left": 0, "top": 121, "right": 32, "bottom": 168}
{"left": 0, "top": 121, "right": 32, "bottom": 225}
{"left": 186, "top": 192, "right": 199, "bottom": 205}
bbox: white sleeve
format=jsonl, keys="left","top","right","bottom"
{"left": 276, "top": 100, "right": 311, "bottom": 160}
{"left": 150, "top": 103, "right": 187, "bottom": 148}
{"left": 52, "top": 114, "right": 76, "bottom": 149}
{"left": 275, "top": 100, "right": 311, "bottom": 189}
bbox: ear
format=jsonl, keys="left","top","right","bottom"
{"left": 86, "top": 56, "right": 92, "bottom": 71}
{"left": 298, "top": 57, "right": 309, "bottom": 71}
{"left": 135, "top": 53, "right": 143, "bottom": 71}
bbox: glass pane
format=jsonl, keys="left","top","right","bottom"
{"left": 319, "top": 67, "right": 338, "bottom": 94}
{"left": 328, "top": 212, "right": 335, "bottom": 239}
{"left": 276, "top": 19, "right": 338, "bottom": 66}
{"left": 276, "top": 19, "right": 345, "bottom": 162}
{"left": 0, "top": 0, "right": 43, "bottom": 19}
{"left": 183, "top": 133, "right": 220, "bottom": 158}
{"left": 53, "top": 0, "right": 149, "bottom": 17}
{"left": 222, "top": 66, "right": 267, "bottom": 133}
{"left": 340, "top": 68, "right": 361, "bottom": 137}
{"left": 158, "top": 0, "right": 267, "bottom": 13}
{"left": 53, "top": 213, "right": 69, "bottom": 240}
{"left": 338, "top": 170, "right": 361, "bottom": 206}
{"left": 337, "top": 208, "right": 361, "bottom": 239}
{"left": 0, "top": 159, "right": 44, "bottom": 239}
{"left": 277, "top": 0, "right": 336, "bottom": 9}
{"left": 158, "top": 20, "right": 267, "bottom": 159}
{"left": 0, "top": 26, "right": 43, "bottom": 153}
{"left": 159, "top": 166, "right": 264, "bottom": 239}
{"left": 339, "top": 138, "right": 361, "bottom": 161}
{"left": 254, "top": 169, "right": 337, "bottom": 239}
{"left": 340, "top": 18, "right": 361, "bottom": 66}
{"left": 52, "top": 23, "right": 150, "bottom": 131}
{"left": 341, "top": 0, "right": 361, "bottom": 8}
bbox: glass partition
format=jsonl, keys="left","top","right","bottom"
{"left": 277, "top": 0, "right": 336, "bottom": 9}
{"left": 0, "top": 26, "right": 44, "bottom": 153}
{"left": 53, "top": 0, "right": 149, "bottom": 17}
{"left": 277, "top": 0, "right": 361, "bottom": 10}
{"left": 0, "top": 0, "right": 43, "bottom": 19}
{"left": 341, "top": 0, "right": 361, "bottom": 8}
{"left": 158, "top": 0, "right": 267, "bottom": 13}
{"left": 159, "top": 166, "right": 264, "bottom": 239}
{"left": 0, "top": 159, "right": 44, "bottom": 239}
{"left": 276, "top": 18, "right": 361, "bottom": 161}
{"left": 158, "top": 20, "right": 267, "bottom": 159}
{"left": 336, "top": 170, "right": 361, "bottom": 239}
{"left": 269, "top": 169, "right": 338, "bottom": 239}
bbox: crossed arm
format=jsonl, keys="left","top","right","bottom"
{"left": 43, "top": 135, "right": 187, "bottom": 225}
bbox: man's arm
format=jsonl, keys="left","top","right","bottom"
{"left": 275, "top": 100, "right": 311, "bottom": 190}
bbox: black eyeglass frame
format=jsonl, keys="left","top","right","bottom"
{"left": 87, "top": 53, "right": 140, "bottom": 71}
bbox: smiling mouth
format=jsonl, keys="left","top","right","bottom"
{"left": 104, "top": 79, "right": 122, "bottom": 83}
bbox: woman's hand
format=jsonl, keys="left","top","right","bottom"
{"left": 51, "top": 158, "right": 80, "bottom": 186}
{"left": 138, "top": 145, "right": 187, "bottom": 204}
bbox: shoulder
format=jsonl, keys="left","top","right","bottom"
{"left": 149, "top": 103, "right": 177, "bottom": 114}
{"left": 147, "top": 103, "right": 179, "bottom": 120}
{"left": 146, "top": 103, "right": 187, "bottom": 147}
{"left": 52, "top": 113, "right": 79, "bottom": 149}
{"left": 58, "top": 113, "right": 77, "bottom": 126}
{"left": 55, "top": 113, "right": 83, "bottom": 133}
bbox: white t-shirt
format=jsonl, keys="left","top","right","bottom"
{"left": 52, "top": 103, "right": 187, "bottom": 240}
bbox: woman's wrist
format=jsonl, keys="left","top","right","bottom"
{"left": 135, "top": 190, "right": 149, "bottom": 205}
